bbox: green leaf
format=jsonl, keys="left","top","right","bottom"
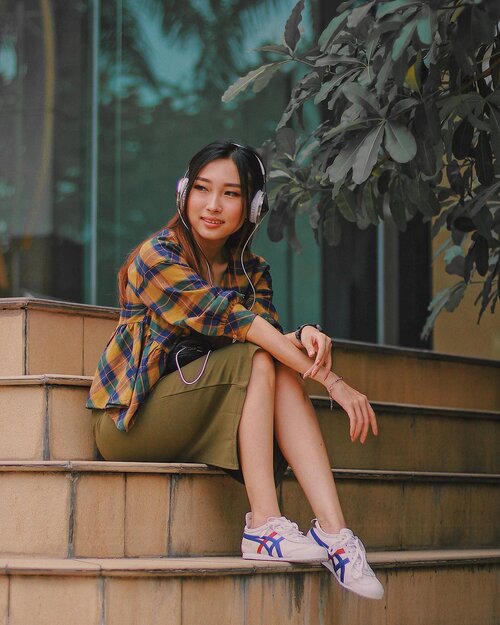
{"left": 284, "top": 0, "right": 305, "bottom": 53}
{"left": 352, "top": 124, "right": 385, "bottom": 184}
{"left": 222, "top": 63, "right": 286, "bottom": 102}
{"left": 445, "top": 282, "right": 466, "bottom": 312}
{"left": 384, "top": 121, "right": 417, "bottom": 163}
{"left": 252, "top": 62, "right": 286, "bottom": 93}
{"left": 318, "top": 13, "right": 348, "bottom": 51}
{"left": 342, "top": 83, "right": 381, "bottom": 117}
{"left": 323, "top": 119, "right": 372, "bottom": 141}
{"left": 487, "top": 105, "right": 500, "bottom": 162}
{"left": 421, "top": 282, "right": 465, "bottom": 340}
{"left": 376, "top": 0, "right": 413, "bottom": 19}
{"left": 452, "top": 118, "right": 474, "bottom": 160}
{"left": 392, "top": 20, "right": 417, "bottom": 61}
{"left": 376, "top": 52, "right": 393, "bottom": 96}
{"left": 388, "top": 177, "right": 408, "bottom": 231}
{"left": 390, "top": 98, "right": 419, "bottom": 118}
{"left": 313, "top": 70, "right": 354, "bottom": 104}
{"left": 415, "top": 178, "right": 440, "bottom": 217}
{"left": 475, "top": 131, "right": 494, "bottom": 185}
{"left": 416, "top": 4, "right": 436, "bottom": 45}
{"left": 347, "top": 1, "right": 375, "bottom": 27}
{"left": 256, "top": 45, "right": 290, "bottom": 56}
{"left": 326, "top": 132, "right": 368, "bottom": 184}
{"left": 444, "top": 245, "right": 464, "bottom": 265}
{"left": 335, "top": 187, "right": 358, "bottom": 222}
{"left": 416, "top": 135, "right": 438, "bottom": 176}
{"left": 276, "top": 127, "right": 296, "bottom": 159}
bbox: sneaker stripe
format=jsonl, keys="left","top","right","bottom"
{"left": 309, "top": 527, "right": 329, "bottom": 549}
{"left": 329, "top": 548, "right": 350, "bottom": 584}
{"left": 242, "top": 532, "right": 285, "bottom": 558}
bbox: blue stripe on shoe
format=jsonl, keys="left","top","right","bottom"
{"left": 309, "top": 527, "right": 329, "bottom": 549}
{"left": 243, "top": 532, "right": 285, "bottom": 557}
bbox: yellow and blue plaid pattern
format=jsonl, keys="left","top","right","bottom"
{"left": 86, "top": 228, "right": 282, "bottom": 431}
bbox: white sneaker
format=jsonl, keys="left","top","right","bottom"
{"left": 242, "top": 513, "right": 328, "bottom": 563}
{"left": 307, "top": 520, "right": 384, "bottom": 600}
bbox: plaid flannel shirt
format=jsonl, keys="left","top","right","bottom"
{"left": 86, "top": 227, "right": 283, "bottom": 431}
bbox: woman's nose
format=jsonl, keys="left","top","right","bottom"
{"left": 206, "top": 193, "right": 222, "bottom": 211}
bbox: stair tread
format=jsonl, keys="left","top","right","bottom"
{"left": 1, "top": 459, "right": 498, "bottom": 482}
{"left": 0, "top": 550, "right": 499, "bottom": 577}
{"left": 0, "top": 374, "right": 93, "bottom": 386}
{"left": 0, "top": 297, "right": 118, "bottom": 318}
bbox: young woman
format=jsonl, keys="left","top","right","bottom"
{"left": 87, "top": 140, "right": 384, "bottom": 601}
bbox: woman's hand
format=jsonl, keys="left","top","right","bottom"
{"left": 300, "top": 326, "right": 332, "bottom": 381}
{"left": 324, "top": 372, "right": 379, "bottom": 444}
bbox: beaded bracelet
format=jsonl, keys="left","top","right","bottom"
{"left": 328, "top": 376, "right": 344, "bottom": 410}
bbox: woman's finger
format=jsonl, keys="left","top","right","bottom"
{"left": 359, "top": 399, "right": 371, "bottom": 444}
{"left": 352, "top": 402, "right": 365, "bottom": 442}
{"left": 369, "top": 403, "right": 379, "bottom": 436}
{"left": 348, "top": 407, "right": 357, "bottom": 440}
{"left": 325, "top": 341, "right": 332, "bottom": 373}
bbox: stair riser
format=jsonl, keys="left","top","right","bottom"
{"left": 0, "top": 384, "right": 97, "bottom": 461}
{"left": 2, "top": 306, "right": 498, "bottom": 410}
{"left": 0, "top": 563, "right": 498, "bottom": 625}
{"left": 313, "top": 346, "right": 500, "bottom": 411}
{"left": 0, "top": 471, "right": 497, "bottom": 558}
{"left": 316, "top": 406, "right": 500, "bottom": 474}
{"left": 0, "top": 308, "right": 117, "bottom": 377}
{"left": 2, "top": 383, "right": 499, "bottom": 474}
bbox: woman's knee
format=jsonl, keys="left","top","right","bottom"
{"left": 251, "top": 349, "right": 276, "bottom": 384}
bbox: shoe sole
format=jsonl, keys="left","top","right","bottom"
{"left": 321, "top": 561, "right": 384, "bottom": 600}
{"left": 242, "top": 553, "right": 327, "bottom": 563}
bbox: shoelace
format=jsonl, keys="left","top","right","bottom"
{"left": 267, "top": 517, "right": 310, "bottom": 542}
{"left": 327, "top": 533, "right": 370, "bottom": 579}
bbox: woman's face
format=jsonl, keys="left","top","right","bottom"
{"left": 186, "top": 158, "right": 245, "bottom": 249}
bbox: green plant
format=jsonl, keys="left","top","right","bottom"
{"left": 222, "top": 0, "right": 500, "bottom": 337}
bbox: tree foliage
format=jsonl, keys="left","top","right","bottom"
{"left": 223, "top": 0, "right": 500, "bottom": 336}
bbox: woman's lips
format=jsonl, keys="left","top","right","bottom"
{"left": 201, "top": 217, "right": 224, "bottom": 227}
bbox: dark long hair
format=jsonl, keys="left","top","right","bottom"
{"left": 117, "top": 140, "right": 267, "bottom": 306}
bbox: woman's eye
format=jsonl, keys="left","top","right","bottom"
{"left": 225, "top": 191, "right": 240, "bottom": 197}
{"left": 193, "top": 184, "right": 207, "bottom": 191}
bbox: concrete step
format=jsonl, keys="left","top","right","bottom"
{"left": 313, "top": 397, "right": 500, "bottom": 474}
{"left": 0, "top": 462, "right": 497, "bottom": 559}
{"left": 0, "top": 298, "right": 117, "bottom": 378}
{"left": 0, "top": 375, "right": 96, "bottom": 461}
{"left": 0, "top": 551, "right": 498, "bottom": 625}
{"left": 2, "top": 297, "right": 499, "bottom": 411}
{"left": 2, "top": 375, "right": 499, "bottom": 475}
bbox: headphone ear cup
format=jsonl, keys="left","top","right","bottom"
{"left": 249, "top": 190, "right": 266, "bottom": 223}
{"left": 176, "top": 177, "right": 189, "bottom": 210}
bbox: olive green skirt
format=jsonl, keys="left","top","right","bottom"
{"left": 91, "top": 342, "right": 287, "bottom": 485}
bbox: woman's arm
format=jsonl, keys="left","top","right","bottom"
{"left": 246, "top": 315, "right": 378, "bottom": 444}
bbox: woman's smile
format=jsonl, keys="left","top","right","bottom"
{"left": 201, "top": 216, "right": 225, "bottom": 226}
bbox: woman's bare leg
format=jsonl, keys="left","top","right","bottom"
{"left": 237, "top": 350, "right": 281, "bottom": 528}
{"left": 274, "top": 362, "right": 346, "bottom": 534}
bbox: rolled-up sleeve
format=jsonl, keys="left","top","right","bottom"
{"left": 132, "top": 239, "right": 256, "bottom": 342}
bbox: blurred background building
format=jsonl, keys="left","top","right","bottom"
{"left": 1, "top": 0, "right": 498, "bottom": 359}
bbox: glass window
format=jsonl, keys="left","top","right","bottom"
{"left": 0, "top": 0, "right": 321, "bottom": 331}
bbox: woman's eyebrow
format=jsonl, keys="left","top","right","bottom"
{"left": 195, "top": 176, "right": 241, "bottom": 188}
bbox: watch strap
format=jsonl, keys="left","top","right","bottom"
{"left": 295, "top": 323, "right": 322, "bottom": 344}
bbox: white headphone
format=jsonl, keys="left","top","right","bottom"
{"left": 176, "top": 144, "right": 267, "bottom": 224}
